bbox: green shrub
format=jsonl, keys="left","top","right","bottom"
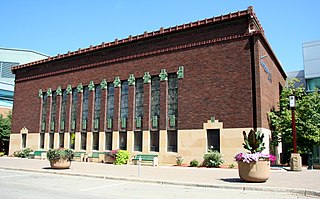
{"left": 229, "top": 163, "right": 235, "bottom": 168}
{"left": 0, "top": 152, "right": 4, "bottom": 156}
{"left": 13, "top": 148, "right": 33, "bottom": 158}
{"left": 114, "top": 150, "right": 129, "bottom": 165}
{"left": 47, "top": 148, "right": 74, "bottom": 162}
{"left": 203, "top": 150, "right": 224, "bottom": 167}
{"left": 189, "top": 159, "right": 199, "bottom": 167}
{"left": 176, "top": 156, "right": 183, "bottom": 166}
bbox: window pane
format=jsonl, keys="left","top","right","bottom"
{"left": 119, "top": 132, "right": 127, "bottom": 150}
{"left": 50, "top": 91, "right": 56, "bottom": 132}
{"left": 81, "top": 132, "right": 87, "bottom": 150}
{"left": 134, "top": 131, "right": 142, "bottom": 151}
{"left": 151, "top": 76, "right": 160, "bottom": 117}
{"left": 40, "top": 133, "right": 45, "bottom": 149}
{"left": 167, "top": 130, "right": 177, "bottom": 152}
{"left": 41, "top": 93, "right": 48, "bottom": 132}
{"left": 82, "top": 87, "right": 89, "bottom": 132}
{"left": 70, "top": 132, "right": 75, "bottom": 149}
{"left": 120, "top": 81, "right": 129, "bottom": 119}
{"left": 71, "top": 88, "right": 78, "bottom": 131}
{"left": 92, "top": 132, "right": 99, "bottom": 150}
{"left": 150, "top": 131, "right": 159, "bottom": 152}
{"left": 60, "top": 90, "right": 67, "bottom": 132}
{"left": 94, "top": 85, "right": 101, "bottom": 131}
{"left": 105, "top": 132, "right": 112, "bottom": 150}
{"left": 49, "top": 133, "right": 54, "bottom": 149}
{"left": 59, "top": 133, "right": 64, "bottom": 148}
{"left": 22, "top": 134, "right": 26, "bottom": 148}
{"left": 107, "top": 83, "right": 114, "bottom": 129}
{"left": 135, "top": 79, "right": 144, "bottom": 118}
{"left": 207, "top": 129, "right": 220, "bottom": 152}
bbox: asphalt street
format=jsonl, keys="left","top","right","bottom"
{"left": 0, "top": 169, "right": 314, "bottom": 199}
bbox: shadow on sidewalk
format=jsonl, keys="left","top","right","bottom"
{"left": 42, "top": 167, "right": 71, "bottom": 170}
{"left": 220, "top": 178, "right": 244, "bottom": 183}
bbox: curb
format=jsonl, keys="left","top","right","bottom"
{"left": 1, "top": 166, "right": 319, "bottom": 197}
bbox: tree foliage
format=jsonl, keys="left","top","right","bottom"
{"left": 0, "top": 111, "right": 11, "bottom": 153}
{"left": 269, "top": 79, "right": 320, "bottom": 155}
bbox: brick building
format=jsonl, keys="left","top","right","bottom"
{"left": 9, "top": 7, "right": 286, "bottom": 164}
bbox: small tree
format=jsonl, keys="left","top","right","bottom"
{"left": 269, "top": 79, "right": 320, "bottom": 162}
{"left": 0, "top": 111, "right": 11, "bottom": 154}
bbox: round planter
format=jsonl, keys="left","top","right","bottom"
{"left": 49, "top": 159, "right": 71, "bottom": 169}
{"left": 238, "top": 160, "right": 270, "bottom": 182}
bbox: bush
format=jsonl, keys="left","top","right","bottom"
{"left": 176, "top": 156, "right": 183, "bottom": 166}
{"left": 114, "top": 150, "right": 129, "bottom": 165}
{"left": 203, "top": 150, "right": 224, "bottom": 167}
{"left": 13, "top": 148, "right": 33, "bottom": 158}
{"left": 189, "top": 159, "right": 199, "bottom": 167}
{"left": 47, "top": 148, "right": 74, "bottom": 162}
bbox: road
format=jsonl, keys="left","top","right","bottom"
{"left": 0, "top": 169, "right": 313, "bottom": 199}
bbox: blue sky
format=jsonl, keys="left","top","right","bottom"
{"left": 1, "top": 0, "right": 319, "bottom": 72}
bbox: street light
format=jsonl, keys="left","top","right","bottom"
{"left": 289, "top": 95, "right": 301, "bottom": 171}
{"left": 289, "top": 95, "right": 297, "bottom": 153}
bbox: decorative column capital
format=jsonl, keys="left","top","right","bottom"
{"left": 56, "top": 86, "right": 62, "bottom": 96}
{"left": 100, "top": 79, "right": 108, "bottom": 90}
{"left": 159, "top": 69, "right": 168, "bottom": 81}
{"left": 46, "top": 88, "right": 52, "bottom": 97}
{"left": 89, "top": 81, "right": 95, "bottom": 91}
{"left": 177, "top": 66, "right": 184, "bottom": 79}
{"left": 38, "top": 89, "right": 43, "bottom": 98}
{"left": 66, "top": 85, "right": 72, "bottom": 95}
{"left": 114, "top": 77, "right": 121, "bottom": 87}
{"left": 143, "top": 72, "right": 151, "bottom": 84}
{"left": 77, "top": 83, "right": 83, "bottom": 93}
{"left": 128, "top": 74, "right": 135, "bottom": 86}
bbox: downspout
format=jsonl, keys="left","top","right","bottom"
{"left": 250, "top": 36, "right": 257, "bottom": 131}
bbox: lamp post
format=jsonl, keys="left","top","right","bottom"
{"left": 289, "top": 95, "right": 302, "bottom": 171}
{"left": 289, "top": 95, "right": 297, "bottom": 153}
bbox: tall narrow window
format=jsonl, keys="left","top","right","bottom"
{"left": 82, "top": 86, "right": 89, "bottom": 132}
{"left": 167, "top": 74, "right": 178, "bottom": 152}
{"left": 60, "top": 90, "right": 67, "bottom": 132}
{"left": 71, "top": 88, "right": 78, "bottom": 131}
{"left": 94, "top": 85, "right": 101, "bottom": 131}
{"left": 134, "top": 131, "right": 142, "bottom": 151}
{"left": 92, "top": 132, "right": 99, "bottom": 150}
{"left": 40, "top": 133, "right": 45, "bottom": 149}
{"left": 59, "top": 133, "right": 64, "bottom": 148}
{"left": 22, "top": 134, "right": 26, "bottom": 148}
{"left": 49, "top": 133, "right": 54, "bottom": 149}
{"left": 105, "top": 132, "right": 112, "bottom": 150}
{"left": 207, "top": 129, "right": 220, "bottom": 152}
{"left": 119, "top": 131, "right": 127, "bottom": 150}
{"left": 167, "top": 130, "right": 177, "bottom": 152}
{"left": 70, "top": 132, "right": 75, "bottom": 150}
{"left": 151, "top": 76, "right": 160, "bottom": 129}
{"left": 50, "top": 91, "right": 57, "bottom": 132}
{"left": 135, "top": 78, "right": 144, "bottom": 128}
{"left": 120, "top": 81, "right": 129, "bottom": 120}
{"left": 41, "top": 92, "right": 48, "bottom": 132}
{"left": 81, "top": 132, "right": 86, "bottom": 150}
{"left": 168, "top": 73, "right": 178, "bottom": 123}
{"left": 150, "top": 131, "right": 159, "bottom": 152}
{"left": 106, "top": 83, "right": 114, "bottom": 129}
{"left": 150, "top": 77, "right": 160, "bottom": 151}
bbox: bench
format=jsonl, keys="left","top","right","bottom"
{"left": 88, "top": 152, "right": 106, "bottom": 163}
{"left": 73, "top": 151, "right": 87, "bottom": 162}
{"left": 132, "top": 154, "right": 158, "bottom": 166}
{"left": 29, "top": 150, "right": 47, "bottom": 160}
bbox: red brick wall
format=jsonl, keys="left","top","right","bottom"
{"left": 11, "top": 17, "right": 285, "bottom": 134}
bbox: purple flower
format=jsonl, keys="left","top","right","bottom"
{"left": 234, "top": 152, "right": 276, "bottom": 163}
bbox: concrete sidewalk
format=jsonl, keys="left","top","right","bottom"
{"left": 0, "top": 157, "right": 319, "bottom": 197}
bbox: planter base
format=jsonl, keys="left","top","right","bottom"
{"left": 238, "top": 160, "right": 270, "bottom": 182}
{"left": 49, "top": 160, "right": 71, "bottom": 169}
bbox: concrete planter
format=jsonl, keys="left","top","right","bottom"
{"left": 238, "top": 160, "right": 270, "bottom": 182}
{"left": 49, "top": 159, "right": 71, "bottom": 169}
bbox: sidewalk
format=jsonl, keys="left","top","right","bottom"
{"left": 0, "top": 157, "right": 319, "bottom": 197}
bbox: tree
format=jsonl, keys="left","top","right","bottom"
{"left": 0, "top": 111, "right": 11, "bottom": 154}
{"left": 269, "top": 79, "right": 320, "bottom": 161}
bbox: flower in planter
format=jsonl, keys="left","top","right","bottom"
{"left": 235, "top": 130, "right": 276, "bottom": 164}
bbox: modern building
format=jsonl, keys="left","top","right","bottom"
{"left": 9, "top": 7, "right": 286, "bottom": 165}
{"left": 0, "top": 48, "right": 48, "bottom": 116}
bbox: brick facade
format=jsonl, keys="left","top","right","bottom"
{"left": 10, "top": 7, "right": 286, "bottom": 164}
